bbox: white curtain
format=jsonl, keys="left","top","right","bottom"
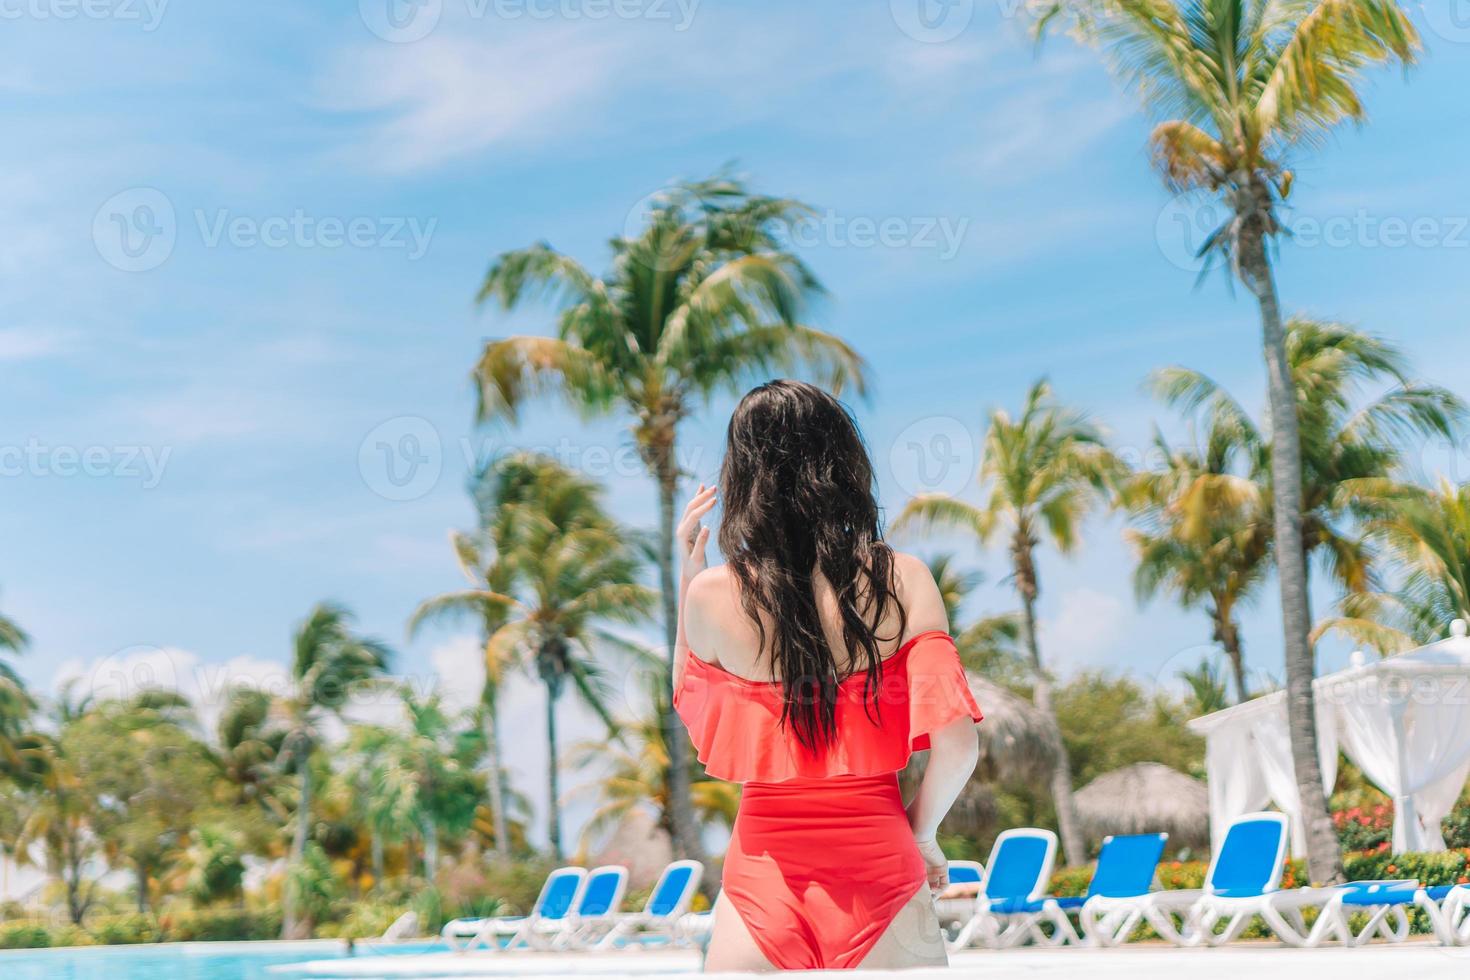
{"left": 1332, "top": 672, "right": 1470, "bottom": 851}
{"left": 1205, "top": 720, "right": 1271, "bottom": 852}
{"left": 1249, "top": 699, "right": 1339, "bottom": 856}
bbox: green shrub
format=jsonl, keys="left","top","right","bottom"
{"left": 0, "top": 923, "right": 51, "bottom": 949}
{"left": 88, "top": 914, "right": 164, "bottom": 945}
{"left": 1443, "top": 801, "right": 1470, "bottom": 850}
{"left": 1334, "top": 803, "right": 1393, "bottom": 853}
{"left": 48, "top": 924, "right": 94, "bottom": 948}
{"left": 1342, "top": 847, "right": 1469, "bottom": 886}
{"left": 166, "top": 907, "right": 282, "bottom": 942}
{"left": 317, "top": 903, "right": 413, "bottom": 941}
{"left": 1047, "top": 865, "right": 1093, "bottom": 898}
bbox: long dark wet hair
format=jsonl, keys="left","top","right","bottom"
{"left": 718, "top": 379, "right": 905, "bottom": 750}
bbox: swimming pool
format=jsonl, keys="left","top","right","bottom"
{"left": 0, "top": 940, "right": 448, "bottom": 980}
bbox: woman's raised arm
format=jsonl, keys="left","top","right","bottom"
{"left": 673, "top": 484, "right": 717, "bottom": 690}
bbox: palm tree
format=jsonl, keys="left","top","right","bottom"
{"left": 1179, "top": 656, "right": 1232, "bottom": 715}
{"left": 278, "top": 603, "right": 391, "bottom": 939}
{"left": 376, "top": 687, "right": 483, "bottom": 877}
{"left": 1035, "top": 0, "right": 1421, "bottom": 883}
{"left": 333, "top": 723, "right": 407, "bottom": 891}
{"left": 0, "top": 596, "right": 44, "bottom": 787}
{"left": 568, "top": 675, "right": 741, "bottom": 851}
{"left": 471, "top": 176, "right": 866, "bottom": 856}
{"left": 410, "top": 458, "right": 554, "bottom": 859}
{"left": 926, "top": 554, "right": 1024, "bottom": 680}
{"left": 896, "top": 379, "right": 1119, "bottom": 866}
{"left": 1126, "top": 418, "right": 1270, "bottom": 702}
{"left": 210, "top": 687, "right": 286, "bottom": 816}
{"left": 1322, "top": 479, "right": 1470, "bottom": 650}
{"left": 1157, "top": 319, "right": 1463, "bottom": 613}
{"left": 425, "top": 456, "right": 653, "bottom": 859}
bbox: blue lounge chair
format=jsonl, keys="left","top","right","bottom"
{"left": 948, "top": 829, "right": 1058, "bottom": 950}
{"left": 555, "top": 865, "right": 629, "bottom": 950}
{"left": 1143, "top": 811, "right": 1289, "bottom": 946}
{"left": 1287, "top": 880, "right": 1462, "bottom": 947}
{"left": 441, "top": 865, "right": 586, "bottom": 952}
{"left": 1062, "top": 833, "right": 1170, "bottom": 945}
{"left": 593, "top": 859, "right": 705, "bottom": 950}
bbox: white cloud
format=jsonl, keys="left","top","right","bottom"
{"left": 52, "top": 645, "right": 292, "bottom": 736}
{"left": 0, "top": 326, "right": 80, "bottom": 362}
{"left": 1040, "top": 587, "right": 1129, "bottom": 670}
{"left": 962, "top": 92, "right": 1131, "bottom": 184}
{"left": 315, "top": 29, "right": 632, "bottom": 173}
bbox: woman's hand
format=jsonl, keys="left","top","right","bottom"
{"left": 914, "top": 836, "right": 949, "bottom": 897}
{"left": 677, "top": 484, "right": 717, "bottom": 588}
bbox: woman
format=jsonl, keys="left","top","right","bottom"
{"left": 674, "top": 380, "right": 982, "bottom": 971}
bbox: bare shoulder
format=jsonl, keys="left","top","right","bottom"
{"left": 684, "top": 566, "right": 739, "bottom": 662}
{"left": 890, "top": 550, "right": 950, "bottom": 639}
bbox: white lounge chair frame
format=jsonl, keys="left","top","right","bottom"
{"left": 1143, "top": 812, "right": 1290, "bottom": 947}
{"left": 950, "top": 828, "right": 1059, "bottom": 950}
{"left": 442, "top": 865, "right": 588, "bottom": 952}
{"left": 593, "top": 859, "right": 705, "bottom": 950}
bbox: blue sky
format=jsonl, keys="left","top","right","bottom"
{"left": 4, "top": 1, "right": 1470, "bottom": 847}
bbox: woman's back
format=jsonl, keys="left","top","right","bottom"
{"left": 671, "top": 380, "right": 982, "bottom": 972}
{"left": 680, "top": 551, "right": 939, "bottom": 685}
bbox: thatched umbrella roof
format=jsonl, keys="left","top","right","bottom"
{"left": 587, "top": 807, "right": 673, "bottom": 889}
{"left": 967, "top": 673, "right": 1060, "bottom": 784}
{"left": 1075, "top": 762, "right": 1209, "bottom": 850}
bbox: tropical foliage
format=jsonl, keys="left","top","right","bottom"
{"left": 896, "top": 379, "right": 1121, "bottom": 866}
{"left": 1037, "top": 0, "right": 1425, "bottom": 883}
{"left": 471, "top": 175, "right": 867, "bottom": 858}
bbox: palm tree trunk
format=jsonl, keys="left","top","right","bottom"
{"left": 371, "top": 828, "right": 385, "bottom": 892}
{"left": 655, "top": 446, "right": 704, "bottom": 863}
{"left": 1013, "top": 533, "right": 1086, "bottom": 867}
{"left": 1238, "top": 211, "right": 1344, "bottom": 884}
{"left": 283, "top": 753, "right": 312, "bottom": 939}
{"left": 545, "top": 684, "right": 563, "bottom": 861}
{"left": 483, "top": 694, "right": 511, "bottom": 858}
{"left": 1213, "top": 606, "right": 1249, "bottom": 703}
{"left": 136, "top": 860, "right": 148, "bottom": 914}
{"left": 423, "top": 820, "right": 439, "bottom": 880}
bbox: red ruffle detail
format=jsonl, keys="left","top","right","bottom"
{"left": 674, "top": 630, "right": 982, "bottom": 784}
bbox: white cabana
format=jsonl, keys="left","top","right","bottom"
{"left": 1189, "top": 619, "right": 1470, "bottom": 855}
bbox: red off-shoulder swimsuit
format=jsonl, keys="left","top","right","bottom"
{"left": 674, "top": 630, "right": 982, "bottom": 970}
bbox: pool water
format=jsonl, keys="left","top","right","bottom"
{"left": 0, "top": 940, "right": 448, "bottom": 979}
